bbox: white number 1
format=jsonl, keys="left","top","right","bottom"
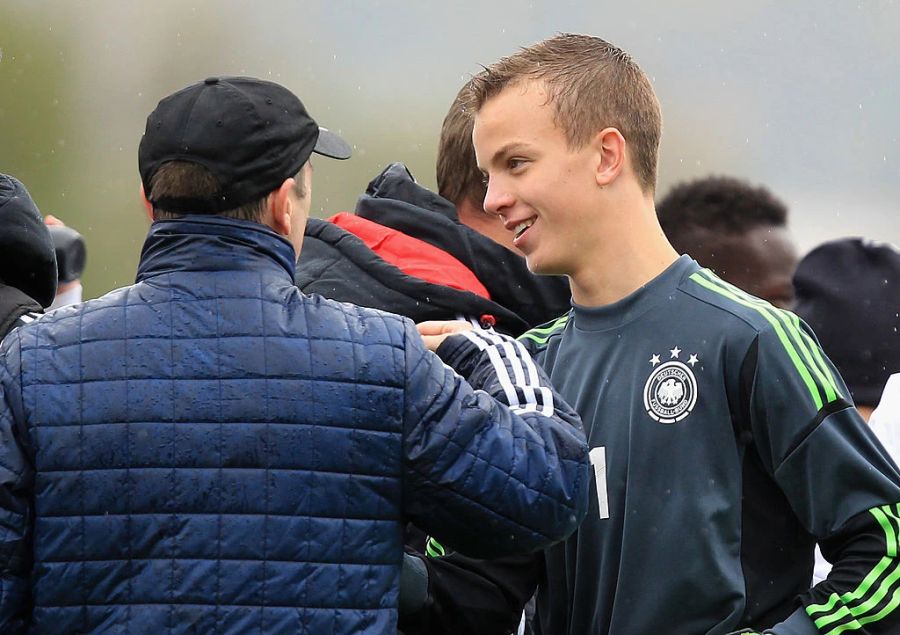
{"left": 590, "top": 446, "right": 610, "bottom": 519}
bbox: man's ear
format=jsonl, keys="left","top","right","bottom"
{"left": 267, "top": 178, "right": 296, "bottom": 237}
{"left": 139, "top": 184, "right": 154, "bottom": 222}
{"left": 591, "top": 127, "right": 627, "bottom": 187}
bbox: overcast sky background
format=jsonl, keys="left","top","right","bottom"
{"left": 1, "top": 0, "right": 898, "bottom": 296}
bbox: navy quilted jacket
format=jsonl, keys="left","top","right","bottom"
{"left": 0, "top": 216, "right": 590, "bottom": 634}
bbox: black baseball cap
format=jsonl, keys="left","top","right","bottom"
{"left": 794, "top": 237, "right": 900, "bottom": 407}
{"left": 139, "top": 76, "right": 351, "bottom": 213}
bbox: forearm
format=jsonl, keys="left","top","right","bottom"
{"left": 801, "top": 504, "right": 900, "bottom": 634}
{"left": 402, "top": 328, "right": 589, "bottom": 556}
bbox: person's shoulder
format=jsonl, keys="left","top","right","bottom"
{"left": 13, "top": 284, "right": 153, "bottom": 350}
{"left": 517, "top": 312, "right": 571, "bottom": 351}
{"left": 676, "top": 267, "right": 788, "bottom": 338}
{"left": 676, "top": 268, "right": 837, "bottom": 400}
{"left": 300, "top": 291, "right": 413, "bottom": 340}
{"left": 44, "top": 285, "right": 132, "bottom": 320}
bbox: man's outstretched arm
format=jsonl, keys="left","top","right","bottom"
{"left": 402, "top": 320, "right": 590, "bottom": 559}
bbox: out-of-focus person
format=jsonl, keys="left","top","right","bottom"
{"left": 0, "top": 173, "right": 57, "bottom": 337}
{"left": 794, "top": 238, "right": 900, "bottom": 585}
{"left": 794, "top": 237, "right": 900, "bottom": 422}
{"left": 44, "top": 215, "right": 87, "bottom": 310}
{"left": 0, "top": 76, "right": 590, "bottom": 634}
{"left": 296, "top": 81, "right": 570, "bottom": 339}
{"left": 656, "top": 175, "right": 799, "bottom": 309}
{"left": 869, "top": 374, "right": 900, "bottom": 459}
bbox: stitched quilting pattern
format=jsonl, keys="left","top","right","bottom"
{"left": 3, "top": 221, "right": 589, "bottom": 634}
{"left": 20, "top": 270, "right": 407, "bottom": 634}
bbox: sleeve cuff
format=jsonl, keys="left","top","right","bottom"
{"left": 766, "top": 606, "right": 819, "bottom": 634}
{"left": 433, "top": 333, "right": 480, "bottom": 377}
{"left": 398, "top": 552, "right": 429, "bottom": 616}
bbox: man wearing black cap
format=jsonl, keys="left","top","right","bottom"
{"left": 0, "top": 77, "right": 591, "bottom": 634}
{"left": 0, "top": 173, "right": 58, "bottom": 336}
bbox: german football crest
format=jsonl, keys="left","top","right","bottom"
{"left": 643, "top": 347, "right": 699, "bottom": 424}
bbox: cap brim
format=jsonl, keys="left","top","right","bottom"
{"left": 313, "top": 127, "right": 352, "bottom": 160}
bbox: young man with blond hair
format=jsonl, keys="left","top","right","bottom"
{"left": 420, "top": 33, "right": 900, "bottom": 634}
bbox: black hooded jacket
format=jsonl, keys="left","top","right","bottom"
{"left": 0, "top": 174, "right": 57, "bottom": 337}
{"left": 295, "top": 163, "right": 570, "bottom": 336}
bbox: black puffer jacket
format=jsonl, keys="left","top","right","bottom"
{"left": 295, "top": 162, "right": 570, "bottom": 336}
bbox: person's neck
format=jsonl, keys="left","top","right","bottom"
{"left": 569, "top": 197, "right": 679, "bottom": 307}
{"left": 858, "top": 405, "right": 875, "bottom": 423}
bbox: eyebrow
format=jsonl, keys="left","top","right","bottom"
{"left": 479, "top": 142, "right": 532, "bottom": 172}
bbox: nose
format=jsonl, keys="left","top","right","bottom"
{"left": 483, "top": 178, "right": 515, "bottom": 216}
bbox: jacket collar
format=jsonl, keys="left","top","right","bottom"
{"left": 136, "top": 215, "right": 297, "bottom": 283}
{"left": 356, "top": 162, "right": 458, "bottom": 221}
{"left": 351, "top": 163, "right": 572, "bottom": 329}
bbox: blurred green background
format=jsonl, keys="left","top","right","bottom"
{"left": 2, "top": 1, "right": 898, "bottom": 299}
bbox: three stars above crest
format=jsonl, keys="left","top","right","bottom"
{"left": 649, "top": 348, "right": 700, "bottom": 367}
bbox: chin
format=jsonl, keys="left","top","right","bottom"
{"left": 525, "top": 254, "right": 566, "bottom": 277}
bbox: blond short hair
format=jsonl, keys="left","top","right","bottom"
{"left": 467, "top": 33, "right": 662, "bottom": 193}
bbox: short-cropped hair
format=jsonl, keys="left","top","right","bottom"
{"left": 437, "top": 81, "right": 487, "bottom": 208}
{"left": 466, "top": 33, "right": 662, "bottom": 193}
{"left": 150, "top": 161, "right": 307, "bottom": 222}
{"left": 656, "top": 175, "right": 788, "bottom": 251}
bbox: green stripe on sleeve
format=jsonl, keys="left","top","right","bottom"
{"left": 425, "top": 537, "right": 446, "bottom": 558}
{"left": 827, "top": 563, "right": 900, "bottom": 631}
{"left": 774, "top": 307, "right": 838, "bottom": 404}
{"left": 878, "top": 506, "right": 899, "bottom": 558}
{"left": 532, "top": 314, "right": 569, "bottom": 333}
{"left": 692, "top": 270, "right": 841, "bottom": 406}
{"left": 786, "top": 311, "right": 842, "bottom": 401}
{"left": 814, "top": 602, "right": 863, "bottom": 631}
{"left": 806, "top": 505, "right": 900, "bottom": 633}
{"left": 518, "top": 314, "right": 569, "bottom": 345}
{"left": 824, "top": 588, "right": 900, "bottom": 635}
{"left": 690, "top": 271, "right": 824, "bottom": 409}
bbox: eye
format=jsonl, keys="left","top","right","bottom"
{"left": 507, "top": 157, "right": 527, "bottom": 171}
{"left": 480, "top": 172, "right": 489, "bottom": 186}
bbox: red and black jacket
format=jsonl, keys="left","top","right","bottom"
{"left": 294, "top": 162, "right": 570, "bottom": 337}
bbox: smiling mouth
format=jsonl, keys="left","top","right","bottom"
{"left": 514, "top": 219, "right": 535, "bottom": 241}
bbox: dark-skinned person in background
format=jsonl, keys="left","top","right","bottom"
{"left": 656, "top": 175, "right": 799, "bottom": 310}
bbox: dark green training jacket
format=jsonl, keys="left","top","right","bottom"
{"left": 524, "top": 255, "right": 900, "bottom": 635}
